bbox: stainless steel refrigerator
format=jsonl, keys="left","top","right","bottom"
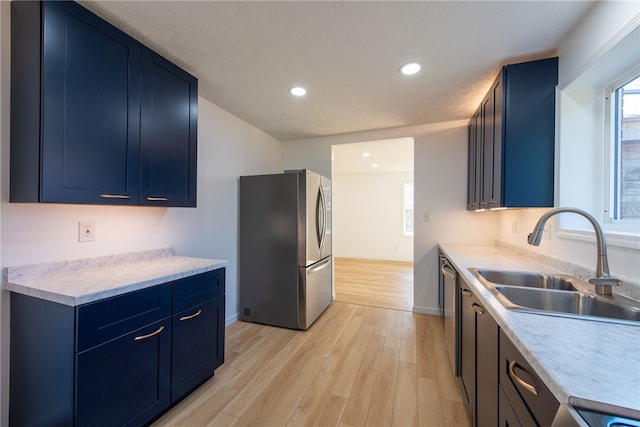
{"left": 239, "top": 169, "right": 332, "bottom": 330}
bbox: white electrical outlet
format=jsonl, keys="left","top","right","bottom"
{"left": 78, "top": 221, "right": 96, "bottom": 242}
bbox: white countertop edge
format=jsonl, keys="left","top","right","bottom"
{"left": 4, "top": 250, "right": 229, "bottom": 306}
{"left": 438, "top": 243, "right": 640, "bottom": 413}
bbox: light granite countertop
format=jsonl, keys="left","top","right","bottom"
{"left": 439, "top": 243, "right": 640, "bottom": 419}
{"left": 4, "top": 248, "right": 228, "bottom": 306}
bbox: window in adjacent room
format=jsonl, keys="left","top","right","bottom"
{"left": 605, "top": 71, "right": 640, "bottom": 224}
{"left": 403, "top": 182, "right": 414, "bottom": 236}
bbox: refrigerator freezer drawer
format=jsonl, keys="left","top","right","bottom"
{"left": 298, "top": 256, "right": 332, "bottom": 330}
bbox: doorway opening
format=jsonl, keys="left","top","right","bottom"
{"left": 331, "top": 138, "right": 414, "bottom": 311}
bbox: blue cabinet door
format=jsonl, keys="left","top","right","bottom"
{"left": 41, "top": 1, "right": 140, "bottom": 205}
{"left": 502, "top": 57, "right": 557, "bottom": 207}
{"left": 76, "top": 318, "right": 171, "bottom": 427}
{"left": 140, "top": 47, "right": 198, "bottom": 207}
{"left": 467, "top": 109, "right": 480, "bottom": 210}
{"left": 171, "top": 294, "right": 225, "bottom": 402}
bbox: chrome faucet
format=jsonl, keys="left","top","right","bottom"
{"left": 527, "top": 207, "right": 621, "bottom": 295}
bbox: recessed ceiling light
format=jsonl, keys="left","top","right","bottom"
{"left": 400, "top": 62, "right": 421, "bottom": 76}
{"left": 372, "top": 163, "right": 379, "bottom": 168}
{"left": 362, "top": 152, "right": 371, "bottom": 157}
{"left": 290, "top": 86, "right": 307, "bottom": 96}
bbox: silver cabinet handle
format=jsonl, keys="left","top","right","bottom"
{"left": 180, "top": 309, "right": 202, "bottom": 321}
{"left": 441, "top": 265, "right": 457, "bottom": 281}
{"left": 461, "top": 289, "right": 473, "bottom": 297}
{"left": 471, "top": 303, "right": 485, "bottom": 315}
{"left": 134, "top": 326, "right": 164, "bottom": 341}
{"left": 508, "top": 360, "right": 538, "bottom": 396}
{"left": 100, "top": 194, "right": 130, "bottom": 199}
{"left": 147, "top": 197, "right": 169, "bottom": 201}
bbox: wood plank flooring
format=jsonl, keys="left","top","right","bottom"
{"left": 152, "top": 302, "right": 469, "bottom": 427}
{"left": 334, "top": 258, "right": 413, "bottom": 312}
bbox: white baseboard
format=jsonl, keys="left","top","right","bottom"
{"left": 225, "top": 312, "right": 239, "bottom": 326}
{"left": 412, "top": 305, "right": 441, "bottom": 316}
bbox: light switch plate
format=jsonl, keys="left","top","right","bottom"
{"left": 78, "top": 221, "right": 96, "bottom": 242}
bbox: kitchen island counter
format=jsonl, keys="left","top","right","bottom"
{"left": 5, "top": 248, "right": 228, "bottom": 306}
{"left": 439, "top": 243, "right": 640, "bottom": 417}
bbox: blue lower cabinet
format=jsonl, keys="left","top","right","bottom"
{"left": 171, "top": 295, "right": 225, "bottom": 402}
{"left": 9, "top": 268, "right": 225, "bottom": 426}
{"left": 76, "top": 319, "right": 171, "bottom": 427}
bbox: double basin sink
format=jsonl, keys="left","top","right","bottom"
{"left": 469, "top": 269, "right": 640, "bottom": 325}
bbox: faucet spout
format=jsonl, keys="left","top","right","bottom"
{"left": 527, "top": 207, "right": 621, "bottom": 295}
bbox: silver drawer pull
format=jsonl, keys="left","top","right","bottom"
{"left": 471, "top": 303, "right": 485, "bottom": 315}
{"left": 508, "top": 360, "right": 538, "bottom": 396}
{"left": 100, "top": 194, "right": 130, "bottom": 199}
{"left": 134, "top": 326, "right": 164, "bottom": 341}
{"left": 180, "top": 309, "right": 203, "bottom": 321}
{"left": 461, "top": 289, "right": 473, "bottom": 297}
{"left": 147, "top": 197, "right": 169, "bottom": 201}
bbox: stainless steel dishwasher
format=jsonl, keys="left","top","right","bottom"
{"left": 441, "top": 255, "right": 460, "bottom": 376}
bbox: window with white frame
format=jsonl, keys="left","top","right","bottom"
{"left": 606, "top": 71, "right": 640, "bottom": 223}
{"left": 403, "top": 182, "right": 414, "bottom": 236}
{"left": 556, "top": 22, "right": 640, "bottom": 247}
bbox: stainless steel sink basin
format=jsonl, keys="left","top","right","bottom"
{"left": 469, "top": 268, "right": 640, "bottom": 325}
{"left": 494, "top": 286, "right": 640, "bottom": 323}
{"left": 476, "top": 269, "right": 578, "bottom": 291}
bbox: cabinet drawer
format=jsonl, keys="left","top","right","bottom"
{"left": 77, "top": 283, "right": 171, "bottom": 352}
{"left": 499, "top": 331, "right": 559, "bottom": 427}
{"left": 173, "top": 268, "right": 225, "bottom": 312}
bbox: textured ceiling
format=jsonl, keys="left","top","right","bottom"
{"left": 79, "top": 1, "right": 596, "bottom": 142}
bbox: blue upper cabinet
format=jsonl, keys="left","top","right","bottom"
{"left": 140, "top": 48, "right": 198, "bottom": 207}
{"left": 468, "top": 57, "right": 558, "bottom": 210}
{"left": 10, "top": 1, "right": 198, "bottom": 207}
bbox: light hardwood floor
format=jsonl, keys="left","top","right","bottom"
{"left": 152, "top": 302, "right": 469, "bottom": 427}
{"left": 334, "top": 258, "right": 414, "bottom": 312}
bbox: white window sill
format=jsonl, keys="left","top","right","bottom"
{"left": 557, "top": 228, "right": 640, "bottom": 250}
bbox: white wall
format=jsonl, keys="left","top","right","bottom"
{"left": 333, "top": 171, "right": 413, "bottom": 262}
{"left": 497, "top": 1, "right": 640, "bottom": 297}
{"left": 0, "top": 3, "right": 282, "bottom": 421}
{"left": 282, "top": 121, "right": 498, "bottom": 314}
{"left": 413, "top": 126, "right": 498, "bottom": 314}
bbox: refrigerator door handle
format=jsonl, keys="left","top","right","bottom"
{"left": 317, "top": 186, "right": 326, "bottom": 252}
{"left": 307, "top": 256, "right": 331, "bottom": 275}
